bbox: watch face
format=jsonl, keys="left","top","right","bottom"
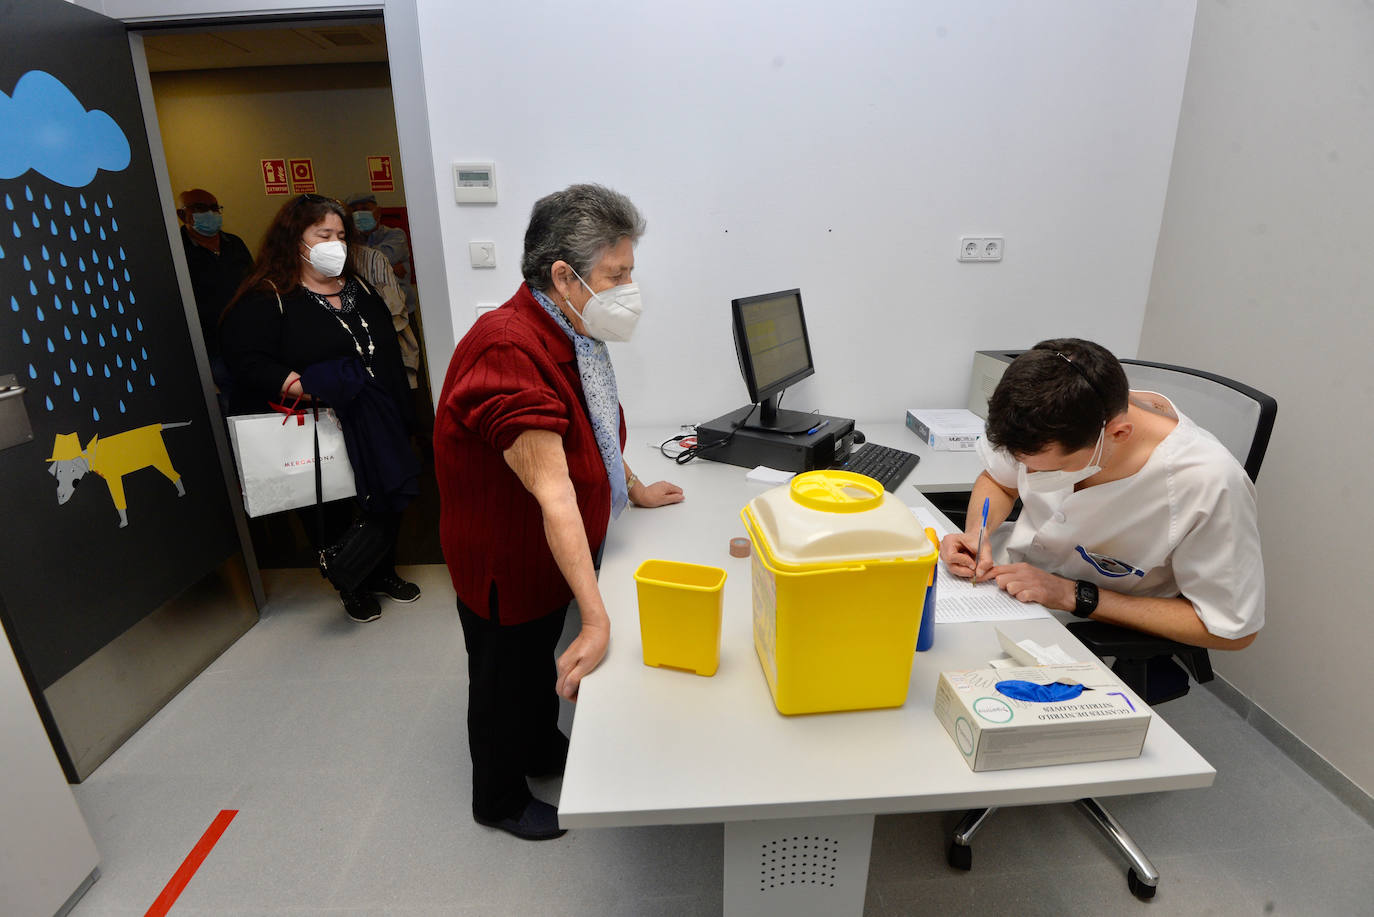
{"left": 1075, "top": 580, "right": 1098, "bottom": 616}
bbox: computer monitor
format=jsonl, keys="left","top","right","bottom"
{"left": 731, "top": 288, "right": 819, "bottom": 432}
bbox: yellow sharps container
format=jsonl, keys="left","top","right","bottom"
{"left": 741, "top": 470, "right": 937, "bottom": 715}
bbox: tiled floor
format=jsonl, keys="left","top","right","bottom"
{"left": 69, "top": 566, "right": 1373, "bottom": 916}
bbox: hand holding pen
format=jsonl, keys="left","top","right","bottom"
{"left": 937, "top": 496, "right": 992, "bottom": 582}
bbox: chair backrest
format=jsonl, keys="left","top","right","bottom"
{"left": 1119, "top": 359, "right": 1276, "bottom": 483}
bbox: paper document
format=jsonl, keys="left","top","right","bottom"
{"left": 906, "top": 507, "right": 1049, "bottom": 623}
{"left": 746, "top": 466, "right": 796, "bottom": 485}
{"left": 908, "top": 506, "right": 955, "bottom": 538}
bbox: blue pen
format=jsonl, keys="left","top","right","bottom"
{"left": 806, "top": 419, "right": 829, "bottom": 435}
{"left": 972, "top": 497, "right": 989, "bottom": 584}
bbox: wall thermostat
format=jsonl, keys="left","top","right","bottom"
{"left": 453, "top": 162, "right": 496, "bottom": 203}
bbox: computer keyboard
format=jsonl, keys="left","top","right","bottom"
{"left": 832, "top": 443, "right": 921, "bottom": 492}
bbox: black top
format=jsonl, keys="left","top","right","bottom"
{"left": 220, "top": 276, "right": 412, "bottom": 425}
{"left": 180, "top": 226, "right": 253, "bottom": 358}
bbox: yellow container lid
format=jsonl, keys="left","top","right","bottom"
{"left": 743, "top": 470, "right": 935, "bottom": 569}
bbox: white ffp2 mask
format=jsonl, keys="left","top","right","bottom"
{"left": 567, "top": 268, "right": 642, "bottom": 342}
{"left": 302, "top": 240, "right": 347, "bottom": 278}
{"left": 1018, "top": 424, "right": 1107, "bottom": 494}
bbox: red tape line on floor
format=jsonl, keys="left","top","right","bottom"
{"left": 144, "top": 809, "right": 238, "bottom": 917}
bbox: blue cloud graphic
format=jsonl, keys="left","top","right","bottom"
{"left": 0, "top": 71, "right": 130, "bottom": 187}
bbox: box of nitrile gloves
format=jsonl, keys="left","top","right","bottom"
{"left": 905, "top": 409, "right": 984, "bottom": 451}
{"left": 933, "top": 664, "right": 1152, "bottom": 771}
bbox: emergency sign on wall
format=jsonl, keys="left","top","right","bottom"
{"left": 288, "top": 158, "right": 316, "bottom": 193}
{"left": 367, "top": 155, "right": 393, "bottom": 192}
{"left": 261, "top": 158, "right": 287, "bottom": 195}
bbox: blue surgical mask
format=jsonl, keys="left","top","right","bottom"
{"left": 191, "top": 211, "right": 222, "bottom": 237}
{"left": 352, "top": 211, "right": 377, "bottom": 233}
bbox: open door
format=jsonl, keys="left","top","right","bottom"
{"left": 0, "top": 0, "right": 258, "bottom": 780}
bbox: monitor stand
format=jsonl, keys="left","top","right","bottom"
{"left": 740, "top": 396, "right": 821, "bottom": 435}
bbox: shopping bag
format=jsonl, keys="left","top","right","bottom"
{"left": 227, "top": 407, "right": 356, "bottom": 517}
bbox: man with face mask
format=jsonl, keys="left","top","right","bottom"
{"left": 177, "top": 189, "right": 252, "bottom": 390}
{"left": 434, "top": 184, "right": 684, "bottom": 841}
{"left": 344, "top": 192, "right": 416, "bottom": 314}
{"left": 940, "top": 339, "right": 1264, "bottom": 651}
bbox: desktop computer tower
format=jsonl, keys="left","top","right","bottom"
{"left": 695, "top": 406, "right": 856, "bottom": 473}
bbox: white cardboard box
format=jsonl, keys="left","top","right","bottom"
{"left": 905, "top": 409, "right": 985, "bottom": 451}
{"left": 933, "top": 664, "right": 1152, "bottom": 771}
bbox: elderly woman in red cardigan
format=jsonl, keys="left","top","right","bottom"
{"left": 435, "top": 184, "right": 683, "bottom": 841}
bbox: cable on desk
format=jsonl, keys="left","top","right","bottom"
{"left": 667, "top": 404, "right": 759, "bottom": 464}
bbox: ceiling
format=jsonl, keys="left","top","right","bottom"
{"left": 142, "top": 23, "right": 389, "bottom": 72}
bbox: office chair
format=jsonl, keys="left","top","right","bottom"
{"left": 948, "top": 360, "right": 1277, "bottom": 900}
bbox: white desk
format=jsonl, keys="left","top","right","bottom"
{"left": 560, "top": 429, "right": 1213, "bottom": 917}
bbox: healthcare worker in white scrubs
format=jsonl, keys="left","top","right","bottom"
{"left": 940, "top": 339, "right": 1263, "bottom": 650}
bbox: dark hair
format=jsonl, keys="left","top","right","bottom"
{"left": 520, "top": 184, "right": 645, "bottom": 291}
{"left": 224, "top": 194, "right": 356, "bottom": 316}
{"left": 985, "top": 338, "right": 1130, "bottom": 455}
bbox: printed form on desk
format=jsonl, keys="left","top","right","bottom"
{"left": 908, "top": 506, "right": 1051, "bottom": 624}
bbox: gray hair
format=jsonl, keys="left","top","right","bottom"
{"left": 521, "top": 184, "right": 646, "bottom": 291}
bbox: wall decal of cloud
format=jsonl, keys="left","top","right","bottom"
{"left": 0, "top": 71, "right": 131, "bottom": 187}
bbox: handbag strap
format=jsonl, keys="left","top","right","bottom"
{"left": 312, "top": 402, "right": 325, "bottom": 564}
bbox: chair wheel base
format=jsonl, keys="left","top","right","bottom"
{"left": 947, "top": 841, "right": 972, "bottom": 871}
{"left": 1128, "top": 868, "right": 1157, "bottom": 900}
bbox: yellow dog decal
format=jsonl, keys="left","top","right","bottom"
{"left": 47, "top": 422, "right": 190, "bottom": 528}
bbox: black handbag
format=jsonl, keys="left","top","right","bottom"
{"left": 312, "top": 405, "right": 388, "bottom": 593}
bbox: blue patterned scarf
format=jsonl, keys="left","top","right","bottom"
{"left": 532, "top": 286, "right": 628, "bottom": 518}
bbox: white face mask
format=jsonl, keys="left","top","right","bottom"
{"left": 566, "top": 267, "right": 642, "bottom": 342}
{"left": 1018, "top": 424, "right": 1106, "bottom": 494}
{"left": 302, "top": 239, "right": 347, "bottom": 278}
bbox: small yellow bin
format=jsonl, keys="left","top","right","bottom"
{"left": 742, "top": 470, "right": 937, "bottom": 715}
{"left": 634, "top": 559, "right": 727, "bottom": 677}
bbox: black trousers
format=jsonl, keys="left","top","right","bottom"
{"left": 456, "top": 589, "right": 568, "bottom": 820}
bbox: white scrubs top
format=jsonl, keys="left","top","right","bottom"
{"left": 977, "top": 392, "right": 1264, "bottom": 639}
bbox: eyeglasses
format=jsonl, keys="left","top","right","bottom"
{"left": 185, "top": 203, "right": 222, "bottom": 214}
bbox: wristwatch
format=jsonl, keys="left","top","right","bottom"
{"left": 1073, "top": 580, "right": 1099, "bottom": 618}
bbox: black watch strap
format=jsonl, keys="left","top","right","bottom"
{"left": 1073, "top": 580, "right": 1099, "bottom": 618}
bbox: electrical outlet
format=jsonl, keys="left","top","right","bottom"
{"left": 958, "top": 236, "right": 1005, "bottom": 262}
{"left": 475, "top": 302, "right": 499, "bottom": 319}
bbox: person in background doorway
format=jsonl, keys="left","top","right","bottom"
{"left": 177, "top": 189, "right": 252, "bottom": 402}
{"left": 221, "top": 193, "right": 422, "bottom": 623}
{"left": 344, "top": 192, "right": 416, "bottom": 313}
{"left": 435, "top": 184, "right": 684, "bottom": 841}
{"left": 349, "top": 229, "right": 422, "bottom": 390}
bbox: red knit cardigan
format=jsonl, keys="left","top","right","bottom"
{"left": 434, "top": 283, "right": 626, "bottom": 625}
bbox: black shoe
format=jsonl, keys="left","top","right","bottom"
{"left": 525, "top": 730, "right": 570, "bottom": 778}
{"left": 474, "top": 798, "right": 567, "bottom": 841}
{"left": 367, "top": 572, "right": 421, "bottom": 604}
{"left": 341, "top": 590, "right": 381, "bottom": 623}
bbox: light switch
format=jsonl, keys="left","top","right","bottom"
{"left": 469, "top": 241, "right": 496, "bottom": 268}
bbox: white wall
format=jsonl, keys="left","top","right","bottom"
{"left": 1141, "top": 0, "right": 1374, "bottom": 794}
{"left": 414, "top": 0, "right": 1197, "bottom": 425}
